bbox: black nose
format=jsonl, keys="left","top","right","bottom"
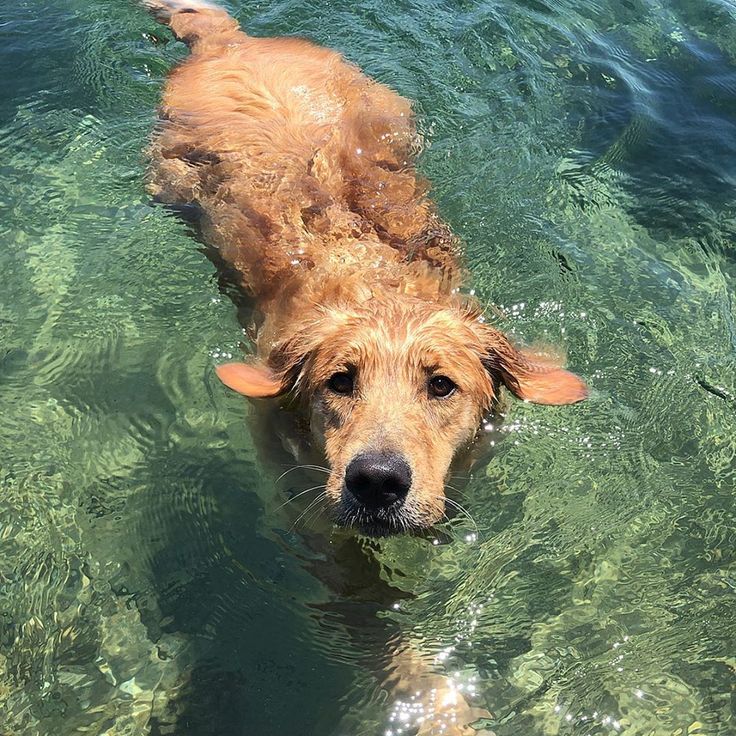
{"left": 344, "top": 453, "right": 412, "bottom": 508}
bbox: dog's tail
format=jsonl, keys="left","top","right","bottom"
{"left": 141, "top": 0, "right": 240, "bottom": 47}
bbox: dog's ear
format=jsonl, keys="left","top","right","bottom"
{"left": 216, "top": 362, "right": 285, "bottom": 398}
{"left": 478, "top": 324, "right": 588, "bottom": 405}
{"left": 216, "top": 310, "right": 345, "bottom": 399}
{"left": 215, "top": 331, "right": 314, "bottom": 398}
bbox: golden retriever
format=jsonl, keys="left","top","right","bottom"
{"left": 144, "top": 0, "right": 587, "bottom": 538}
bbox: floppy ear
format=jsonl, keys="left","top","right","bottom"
{"left": 216, "top": 310, "right": 346, "bottom": 400}
{"left": 215, "top": 362, "right": 285, "bottom": 398}
{"left": 481, "top": 327, "right": 588, "bottom": 405}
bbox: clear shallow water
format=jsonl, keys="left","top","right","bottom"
{"left": 1, "top": 0, "right": 735, "bottom": 734}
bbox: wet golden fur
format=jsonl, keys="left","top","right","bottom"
{"left": 146, "top": 0, "right": 587, "bottom": 534}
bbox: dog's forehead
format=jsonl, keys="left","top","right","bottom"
{"left": 315, "top": 305, "right": 481, "bottom": 372}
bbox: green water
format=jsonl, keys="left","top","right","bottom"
{"left": 1, "top": 1, "right": 735, "bottom": 734}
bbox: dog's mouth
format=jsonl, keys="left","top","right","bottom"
{"left": 335, "top": 489, "right": 431, "bottom": 537}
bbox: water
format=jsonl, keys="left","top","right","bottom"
{"left": 1, "top": 0, "right": 735, "bottom": 734}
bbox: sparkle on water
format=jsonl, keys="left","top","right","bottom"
{"left": 1, "top": 1, "right": 735, "bottom": 735}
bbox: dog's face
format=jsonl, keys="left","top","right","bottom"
{"left": 217, "top": 299, "right": 587, "bottom": 535}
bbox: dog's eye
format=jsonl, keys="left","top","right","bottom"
{"left": 428, "top": 375, "right": 456, "bottom": 398}
{"left": 327, "top": 371, "right": 354, "bottom": 395}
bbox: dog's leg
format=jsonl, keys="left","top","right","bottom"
{"left": 387, "top": 644, "right": 496, "bottom": 735}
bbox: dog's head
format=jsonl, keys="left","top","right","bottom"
{"left": 217, "top": 297, "right": 587, "bottom": 535}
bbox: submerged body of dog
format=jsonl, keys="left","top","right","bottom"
{"left": 146, "top": 0, "right": 586, "bottom": 537}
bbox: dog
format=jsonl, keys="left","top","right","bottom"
{"left": 144, "top": 0, "right": 587, "bottom": 539}
{"left": 141, "top": 1, "right": 587, "bottom": 732}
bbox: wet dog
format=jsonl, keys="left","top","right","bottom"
{"left": 144, "top": 0, "right": 586, "bottom": 538}
{"left": 142, "top": 1, "right": 587, "bottom": 732}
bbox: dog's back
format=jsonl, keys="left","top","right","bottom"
{"left": 146, "top": 0, "right": 457, "bottom": 302}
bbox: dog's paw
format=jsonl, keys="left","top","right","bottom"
{"left": 416, "top": 688, "right": 493, "bottom": 735}
{"left": 388, "top": 681, "right": 494, "bottom": 736}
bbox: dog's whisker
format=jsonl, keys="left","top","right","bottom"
{"left": 275, "top": 465, "right": 330, "bottom": 484}
{"left": 425, "top": 492, "right": 481, "bottom": 539}
{"left": 306, "top": 495, "right": 331, "bottom": 529}
{"left": 289, "top": 496, "right": 325, "bottom": 532}
{"left": 289, "top": 491, "right": 328, "bottom": 532}
{"left": 444, "top": 498, "right": 481, "bottom": 538}
{"left": 273, "top": 484, "right": 327, "bottom": 513}
{"left": 304, "top": 500, "right": 330, "bottom": 528}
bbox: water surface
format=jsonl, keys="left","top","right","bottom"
{"left": 1, "top": 1, "right": 735, "bottom": 734}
